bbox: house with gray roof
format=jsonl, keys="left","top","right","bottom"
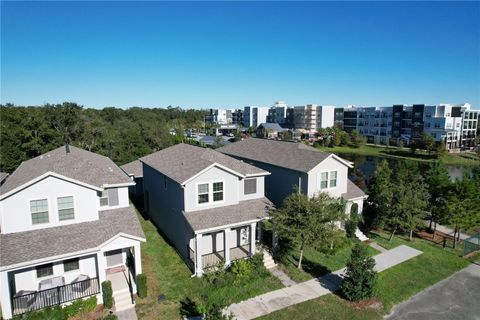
{"left": 255, "top": 122, "right": 287, "bottom": 139}
{"left": 218, "top": 139, "right": 368, "bottom": 239}
{"left": 120, "top": 159, "right": 144, "bottom": 197}
{"left": 0, "top": 145, "right": 146, "bottom": 319}
{"left": 140, "top": 143, "right": 272, "bottom": 276}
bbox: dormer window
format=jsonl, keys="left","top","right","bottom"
{"left": 198, "top": 183, "right": 209, "bottom": 204}
{"left": 30, "top": 199, "right": 49, "bottom": 225}
{"left": 318, "top": 171, "right": 337, "bottom": 190}
{"left": 99, "top": 191, "right": 109, "bottom": 206}
{"left": 329, "top": 171, "right": 337, "bottom": 188}
{"left": 58, "top": 196, "right": 74, "bottom": 221}
{"left": 213, "top": 182, "right": 223, "bottom": 202}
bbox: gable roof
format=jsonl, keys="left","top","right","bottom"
{"left": 0, "top": 172, "right": 8, "bottom": 184}
{"left": 257, "top": 123, "right": 287, "bottom": 132}
{"left": 0, "top": 146, "right": 133, "bottom": 197}
{"left": 218, "top": 138, "right": 350, "bottom": 173}
{"left": 0, "top": 206, "right": 145, "bottom": 268}
{"left": 121, "top": 160, "right": 143, "bottom": 178}
{"left": 342, "top": 179, "right": 367, "bottom": 200}
{"left": 140, "top": 143, "right": 268, "bottom": 185}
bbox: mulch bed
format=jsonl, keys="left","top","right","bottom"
{"left": 348, "top": 298, "right": 383, "bottom": 310}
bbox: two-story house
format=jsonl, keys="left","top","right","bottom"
{"left": 0, "top": 146, "right": 146, "bottom": 319}
{"left": 218, "top": 138, "right": 368, "bottom": 224}
{"left": 140, "top": 143, "right": 272, "bottom": 276}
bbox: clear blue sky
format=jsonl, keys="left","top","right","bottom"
{"left": 1, "top": 1, "right": 479, "bottom": 109}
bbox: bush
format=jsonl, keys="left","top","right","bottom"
{"left": 342, "top": 244, "right": 376, "bottom": 301}
{"left": 102, "top": 280, "right": 114, "bottom": 309}
{"left": 250, "top": 253, "right": 264, "bottom": 269}
{"left": 65, "top": 296, "right": 97, "bottom": 317}
{"left": 137, "top": 273, "right": 148, "bottom": 298}
{"left": 345, "top": 214, "right": 359, "bottom": 238}
{"left": 102, "top": 313, "right": 118, "bottom": 320}
{"left": 13, "top": 296, "right": 97, "bottom": 320}
{"left": 230, "top": 259, "right": 251, "bottom": 282}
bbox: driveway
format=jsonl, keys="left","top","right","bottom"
{"left": 385, "top": 263, "right": 480, "bottom": 320}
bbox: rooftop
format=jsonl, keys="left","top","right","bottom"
{"left": 0, "top": 145, "right": 132, "bottom": 196}
{"left": 121, "top": 159, "right": 143, "bottom": 178}
{"left": 257, "top": 123, "right": 287, "bottom": 131}
{"left": 0, "top": 206, "right": 145, "bottom": 268}
{"left": 342, "top": 180, "right": 367, "bottom": 200}
{"left": 140, "top": 143, "right": 268, "bottom": 184}
{"left": 218, "top": 138, "right": 334, "bottom": 173}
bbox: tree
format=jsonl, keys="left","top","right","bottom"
{"left": 436, "top": 140, "right": 447, "bottom": 157}
{"left": 363, "top": 160, "right": 393, "bottom": 231}
{"left": 419, "top": 132, "right": 435, "bottom": 154}
{"left": 351, "top": 129, "right": 366, "bottom": 148}
{"left": 341, "top": 244, "right": 376, "bottom": 301}
{"left": 424, "top": 163, "right": 452, "bottom": 238}
{"left": 340, "top": 131, "right": 351, "bottom": 146}
{"left": 271, "top": 192, "right": 346, "bottom": 270}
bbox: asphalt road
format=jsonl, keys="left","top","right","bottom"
{"left": 385, "top": 263, "right": 480, "bottom": 320}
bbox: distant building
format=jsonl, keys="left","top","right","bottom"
{"left": 293, "top": 104, "right": 336, "bottom": 131}
{"left": 243, "top": 106, "right": 269, "bottom": 128}
{"left": 255, "top": 123, "right": 287, "bottom": 139}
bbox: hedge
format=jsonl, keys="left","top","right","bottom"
{"left": 102, "top": 280, "right": 114, "bottom": 309}
{"left": 137, "top": 273, "right": 148, "bottom": 298}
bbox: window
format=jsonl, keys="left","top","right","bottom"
{"left": 244, "top": 179, "right": 257, "bottom": 195}
{"left": 99, "top": 191, "right": 109, "bottom": 206}
{"left": 36, "top": 264, "right": 53, "bottom": 278}
{"left": 329, "top": 171, "right": 337, "bottom": 188}
{"left": 198, "top": 183, "right": 209, "bottom": 204}
{"left": 320, "top": 172, "right": 328, "bottom": 189}
{"left": 57, "top": 196, "right": 74, "bottom": 221}
{"left": 30, "top": 199, "right": 49, "bottom": 224}
{"left": 213, "top": 182, "right": 223, "bottom": 202}
{"left": 64, "top": 258, "right": 79, "bottom": 272}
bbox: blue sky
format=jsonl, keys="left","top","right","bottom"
{"left": 1, "top": 1, "right": 479, "bottom": 109}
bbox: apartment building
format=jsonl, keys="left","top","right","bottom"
{"left": 243, "top": 106, "right": 269, "bottom": 128}
{"left": 267, "top": 101, "right": 294, "bottom": 128}
{"left": 293, "top": 104, "right": 336, "bottom": 131}
{"left": 357, "top": 107, "right": 393, "bottom": 144}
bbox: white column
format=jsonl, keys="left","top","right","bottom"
{"left": 96, "top": 251, "right": 107, "bottom": 304}
{"left": 250, "top": 223, "right": 256, "bottom": 256}
{"left": 224, "top": 228, "right": 231, "bottom": 266}
{"left": 195, "top": 233, "right": 203, "bottom": 276}
{"left": 133, "top": 243, "right": 142, "bottom": 294}
{"left": 0, "top": 271, "right": 12, "bottom": 319}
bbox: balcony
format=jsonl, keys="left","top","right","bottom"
{"left": 12, "top": 277, "right": 100, "bottom": 316}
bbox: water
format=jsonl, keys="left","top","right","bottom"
{"left": 341, "top": 153, "right": 471, "bottom": 190}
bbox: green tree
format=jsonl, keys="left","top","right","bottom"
{"left": 419, "top": 132, "right": 436, "bottom": 154}
{"left": 341, "top": 244, "right": 376, "bottom": 301}
{"left": 351, "top": 129, "right": 366, "bottom": 148}
{"left": 436, "top": 140, "right": 447, "bottom": 157}
{"left": 424, "top": 163, "right": 452, "bottom": 238}
{"left": 271, "top": 192, "right": 346, "bottom": 270}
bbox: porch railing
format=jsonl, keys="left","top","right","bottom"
{"left": 12, "top": 277, "right": 100, "bottom": 316}
{"left": 202, "top": 251, "right": 225, "bottom": 269}
{"left": 230, "top": 245, "right": 250, "bottom": 261}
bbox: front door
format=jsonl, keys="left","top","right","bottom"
{"left": 106, "top": 249, "right": 123, "bottom": 267}
{"left": 238, "top": 226, "right": 249, "bottom": 246}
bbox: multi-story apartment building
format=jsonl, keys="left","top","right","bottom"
{"left": 207, "top": 109, "right": 234, "bottom": 125}
{"left": 0, "top": 146, "right": 145, "bottom": 318}
{"left": 267, "top": 101, "right": 294, "bottom": 128}
{"left": 243, "top": 106, "right": 269, "bottom": 128}
{"left": 342, "top": 106, "right": 358, "bottom": 133}
{"left": 357, "top": 107, "right": 393, "bottom": 144}
{"left": 293, "top": 104, "right": 336, "bottom": 131}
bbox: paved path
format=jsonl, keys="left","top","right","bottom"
{"left": 225, "top": 245, "right": 422, "bottom": 320}
{"left": 268, "top": 267, "right": 297, "bottom": 287}
{"left": 369, "top": 241, "right": 388, "bottom": 253}
{"left": 115, "top": 307, "right": 138, "bottom": 320}
{"left": 423, "top": 221, "right": 469, "bottom": 240}
{"left": 385, "top": 263, "right": 480, "bottom": 320}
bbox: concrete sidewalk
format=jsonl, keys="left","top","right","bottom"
{"left": 225, "top": 245, "right": 422, "bottom": 320}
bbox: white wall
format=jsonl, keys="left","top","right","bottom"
{"left": 184, "top": 166, "right": 239, "bottom": 212}
{"left": 318, "top": 106, "right": 335, "bottom": 128}
{"left": 308, "top": 156, "right": 349, "bottom": 198}
{"left": 0, "top": 176, "right": 99, "bottom": 234}
{"left": 10, "top": 254, "right": 97, "bottom": 294}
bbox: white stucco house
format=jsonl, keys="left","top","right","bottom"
{"left": 218, "top": 139, "right": 368, "bottom": 238}
{"left": 140, "top": 143, "right": 272, "bottom": 276}
{"left": 0, "top": 146, "right": 146, "bottom": 319}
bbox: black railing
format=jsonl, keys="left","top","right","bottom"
{"left": 12, "top": 277, "right": 100, "bottom": 315}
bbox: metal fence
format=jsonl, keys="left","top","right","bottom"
{"left": 12, "top": 277, "right": 100, "bottom": 315}
{"left": 463, "top": 232, "right": 480, "bottom": 257}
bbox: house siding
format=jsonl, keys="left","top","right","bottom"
{"left": 307, "top": 156, "right": 349, "bottom": 198}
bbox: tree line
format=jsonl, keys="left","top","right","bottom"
{"left": 0, "top": 102, "right": 209, "bottom": 172}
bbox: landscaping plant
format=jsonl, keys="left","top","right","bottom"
{"left": 102, "top": 280, "right": 114, "bottom": 309}
{"left": 137, "top": 273, "right": 148, "bottom": 298}
{"left": 342, "top": 243, "right": 376, "bottom": 301}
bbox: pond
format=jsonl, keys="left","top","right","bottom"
{"left": 341, "top": 153, "right": 471, "bottom": 190}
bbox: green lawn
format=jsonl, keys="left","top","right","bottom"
{"left": 317, "top": 144, "right": 480, "bottom": 167}
{"left": 278, "top": 238, "right": 379, "bottom": 282}
{"left": 133, "top": 207, "right": 284, "bottom": 320}
{"left": 260, "top": 230, "right": 471, "bottom": 320}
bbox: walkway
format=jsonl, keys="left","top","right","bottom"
{"left": 368, "top": 241, "right": 388, "bottom": 253}
{"left": 225, "top": 245, "right": 422, "bottom": 320}
{"left": 268, "top": 267, "right": 297, "bottom": 287}
{"left": 423, "top": 221, "right": 469, "bottom": 240}
{"left": 385, "top": 263, "right": 480, "bottom": 320}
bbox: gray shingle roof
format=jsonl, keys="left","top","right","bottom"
{"left": 0, "top": 146, "right": 133, "bottom": 196}
{"left": 121, "top": 160, "right": 143, "bottom": 178}
{"left": 257, "top": 123, "right": 287, "bottom": 132}
{"left": 218, "top": 138, "right": 332, "bottom": 173}
{"left": 342, "top": 179, "right": 367, "bottom": 200}
{"left": 0, "top": 206, "right": 145, "bottom": 267}
{"left": 140, "top": 143, "right": 268, "bottom": 184}
{"left": 0, "top": 172, "right": 8, "bottom": 183}
{"left": 184, "top": 197, "right": 273, "bottom": 232}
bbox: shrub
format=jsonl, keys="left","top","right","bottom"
{"left": 137, "top": 273, "right": 148, "bottom": 298}
{"left": 204, "top": 260, "right": 226, "bottom": 284}
{"left": 342, "top": 244, "right": 377, "bottom": 301}
{"left": 345, "top": 214, "right": 359, "bottom": 238}
{"left": 102, "top": 313, "right": 118, "bottom": 320}
{"left": 230, "top": 259, "right": 251, "bottom": 282}
{"left": 65, "top": 296, "right": 97, "bottom": 317}
{"left": 250, "top": 253, "right": 264, "bottom": 269}
{"left": 102, "top": 280, "right": 114, "bottom": 309}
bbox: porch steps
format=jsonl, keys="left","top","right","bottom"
{"left": 114, "top": 290, "right": 135, "bottom": 312}
{"left": 262, "top": 249, "right": 277, "bottom": 269}
{"left": 355, "top": 228, "right": 369, "bottom": 242}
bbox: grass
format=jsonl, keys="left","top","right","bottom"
{"left": 259, "top": 230, "right": 471, "bottom": 320}
{"left": 133, "top": 206, "right": 284, "bottom": 320}
{"left": 317, "top": 144, "right": 480, "bottom": 167}
{"left": 278, "top": 237, "right": 379, "bottom": 282}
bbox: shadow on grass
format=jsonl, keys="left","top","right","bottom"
{"left": 179, "top": 297, "right": 198, "bottom": 317}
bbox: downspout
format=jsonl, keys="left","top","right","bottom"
{"left": 298, "top": 174, "right": 302, "bottom": 194}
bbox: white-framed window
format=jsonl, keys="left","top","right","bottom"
{"left": 64, "top": 258, "right": 80, "bottom": 272}
{"left": 57, "top": 196, "right": 74, "bottom": 221}
{"left": 320, "top": 172, "right": 328, "bottom": 189}
{"left": 213, "top": 182, "right": 223, "bottom": 202}
{"left": 99, "top": 190, "right": 109, "bottom": 206}
{"left": 329, "top": 171, "right": 337, "bottom": 188}
{"left": 198, "top": 183, "right": 209, "bottom": 204}
{"left": 36, "top": 263, "right": 53, "bottom": 278}
{"left": 30, "top": 199, "right": 49, "bottom": 225}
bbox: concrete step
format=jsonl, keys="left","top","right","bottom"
{"left": 355, "top": 228, "right": 369, "bottom": 242}
{"left": 114, "top": 291, "right": 135, "bottom": 312}
{"left": 262, "top": 249, "right": 277, "bottom": 269}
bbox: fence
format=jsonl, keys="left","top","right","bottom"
{"left": 463, "top": 232, "right": 480, "bottom": 257}
{"left": 12, "top": 277, "right": 100, "bottom": 315}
